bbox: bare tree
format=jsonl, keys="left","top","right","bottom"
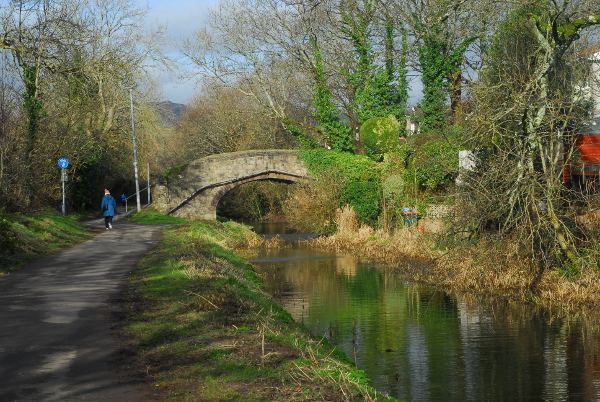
{"left": 182, "top": 0, "right": 410, "bottom": 149}
{"left": 168, "top": 80, "right": 298, "bottom": 165}
{"left": 459, "top": 2, "right": 600, "bottom": 281}
{"left": 0, "top": 0, "right": 170, "bottom": 209}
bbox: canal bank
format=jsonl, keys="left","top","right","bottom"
{"left": 116, "top": 215, "right": 394, "bottom": 401}
{"left": 245, "top": 229, "right": 600, "bottom": 401}
{"left": 307, "top": 207, "right": 600, "bottom": 315}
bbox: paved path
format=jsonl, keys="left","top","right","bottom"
{"left": 0, "top": 216, "right": 163, "bottom": 401}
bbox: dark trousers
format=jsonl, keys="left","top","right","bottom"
{"left": 104, "top": 215, "right": 113, "bottom": 228}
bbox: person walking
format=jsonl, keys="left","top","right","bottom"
{"left": 121, "top": 193, "right": 127, "bottom": 208}
{"left": 101, "top": 189, "right": 117, "bottom": 230}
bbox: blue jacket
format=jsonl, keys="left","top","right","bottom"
{"left": 101, "top": 195, "right": 117, "bottom": 217}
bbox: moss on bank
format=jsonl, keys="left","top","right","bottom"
{"left": 118, "top": 213, "right": 395, "bottom": 401}
{"left": 0, "top": 209, "right": 96, "bottom": 274}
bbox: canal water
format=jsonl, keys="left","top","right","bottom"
{"left": 243, "top": 223, "right": 600, "bottom": 401}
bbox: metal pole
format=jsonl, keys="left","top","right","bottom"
{"left": 128, "top": 87, "right": 142, "bottom": 212}
{"left": 61, "top": 167, "right": 66, "bottom": 215}
{"left": 147, "top": 162, "right": 151, "bottom": 204}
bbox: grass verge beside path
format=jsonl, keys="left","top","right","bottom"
{"left": 118, "top": 210, "right": 394, "bottom": 402}
{"left": 0, "top": 208, "right": 96, "bottom": 274}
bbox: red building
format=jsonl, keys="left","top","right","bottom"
{"left": 565, "top": 46, "right": 600, "bottom": 191}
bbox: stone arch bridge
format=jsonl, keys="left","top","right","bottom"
{"left": 154, "top": 150, "right": 309, "bottom": 220}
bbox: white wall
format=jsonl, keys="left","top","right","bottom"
{"left": 592, "top": 51, "right": 600, "bottom": 117}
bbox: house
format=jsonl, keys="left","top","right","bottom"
{"left": 564, "top": 44, "right": 600, "bottom": 191}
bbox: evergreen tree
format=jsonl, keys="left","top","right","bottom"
{"left": 310, "top": 35, "right": 353, "bottom": 152}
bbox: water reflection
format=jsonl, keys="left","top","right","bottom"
{"left": 246, "top": 235, "right": 600, "bottom": 401}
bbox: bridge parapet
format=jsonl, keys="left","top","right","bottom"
{"left": 154, "top": 150, "right": 309, "bottom": 220}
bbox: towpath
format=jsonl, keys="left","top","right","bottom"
{"left": 0, "top": 214, "right": 162, "bottom": 401}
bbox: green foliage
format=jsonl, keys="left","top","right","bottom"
{"left": 162, "top": 164, "right": 188, "bottom": 180}
{"left": 342, "top": 7, "right": 409, "bottom": 125}
{"left": 296, "top": 149, "right": 381, "bottom": 225}
{"left": 22, "top": 64, "right": 44, "bottom": 160}
{"left": 418, "top": 38, "right": 450, "bottom": 132}
{"left": 360, "top": 115, "right": 401, "bottom": 158}
{"left": 407, "top": 135, "right": 460, "bottom": 190}
{"left": 298, "top": 148, "right": 379, "bottom": 183}
{"left": 382, "top": 175, "right": 405, "bottom": 211}
{"left": 417, "top": 32, "right": 476, "bottom": 133}
{"left": 284, "top": 119, "right": 319, "bottom": 149}
{"left": 310, "top": 36, "right": 353, "bottom": 152}
{"left": 340, "top": 181, "right": 380, "bottom": 223}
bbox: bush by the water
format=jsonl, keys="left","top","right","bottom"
{"left": 285, "top": 149, "right": 382, "bottom": 232}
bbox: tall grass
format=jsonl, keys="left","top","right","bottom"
{"left": 309, "top": 206, "right": 600, "bottom": 316}
{"left": 311, "top": 205, "right": 439, "bottom": 261}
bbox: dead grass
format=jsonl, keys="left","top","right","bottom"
{"left": 310, "top": 206, "right": 440, "bottom": 262}
{"left": 306, "top": 206, "right": 600, "bottom": 317}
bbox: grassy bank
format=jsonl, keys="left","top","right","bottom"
{"left": 0, "top": 208, "right": 96, "bottom": 274}
{"left": 118, "top": 211, "right": 394, "bottom": 401}
{"left": 310, "top": 206, "right": 600, "bottom": 317}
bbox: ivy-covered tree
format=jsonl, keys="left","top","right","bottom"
{"left": 310, "top": 35, "right": 353, "bottom": 152}
{"left": 21, "top": 65, "right": 43, "bottom": 172}
{"left": 340, "top": 1, "right": 409, "bottom": 125}
{"left": 417, "top": 26, "right": 475, "bottom": 133}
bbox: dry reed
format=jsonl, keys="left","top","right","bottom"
{"left": 304, "top": 206, "right": 600, "bottom": 317}
{"left": 310, "top": 205, "right": 440, "bottom": 262}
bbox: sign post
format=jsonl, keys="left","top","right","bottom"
{"left": 58, "top": 158, "right": 69, "bottom": 214}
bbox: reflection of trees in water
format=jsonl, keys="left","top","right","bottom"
{"left": 253, "top": 249, "right": 600, "bottom": 400}
{"left": 454, "top": 293, "right": 600, "bottom": 400}
{"left": 335, "top": 255, "right": 358, "bottom": 277}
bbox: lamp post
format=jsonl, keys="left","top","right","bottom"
{"left": 128, "top": 87, "right": 142, "bottom": 212}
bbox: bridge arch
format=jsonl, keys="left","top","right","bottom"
{"left": 154, "top": 150, "right": 309, "bottom": 220}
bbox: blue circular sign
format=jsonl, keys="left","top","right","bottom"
{"left": 58, "top": 158, "right": 69, "bottom": 168}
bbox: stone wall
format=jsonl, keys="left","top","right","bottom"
{"left": 154, "top": 150, "right": 309, "bottom": 220}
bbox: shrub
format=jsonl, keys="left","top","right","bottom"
{"left": 405, "top": 136, "right": 459, "bottom": 191}
{"left": 284, "top": 149, "right": 382, "bottom": 233}
{"left": 340, "top": 181, "right": 380, "bottom": 224}
{"left": 359, "top": 115, "right": 401, "bottom": 158}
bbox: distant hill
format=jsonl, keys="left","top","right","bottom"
{"left": 153, "top": 101, "right": 187, "bottom": 126}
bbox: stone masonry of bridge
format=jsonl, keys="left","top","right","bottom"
{"left": 154, "top": 150, "right": 309, "bottom": 220}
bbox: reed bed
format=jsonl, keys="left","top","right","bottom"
{"left": 307, "top": 206, "right": 600, "bottom": 317}
{"left": 310, "top": 205, "right": 440, "bottom": 261}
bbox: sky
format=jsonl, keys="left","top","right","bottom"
{"left": 143, "top": 0, "right": 423, "bottom": 106}
{"left": 144, "top": 0, "right": 219, "bottom": 104}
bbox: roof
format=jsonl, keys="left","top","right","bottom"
{"left": 583, "top": 42, "right": 600, "bottom": 58}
